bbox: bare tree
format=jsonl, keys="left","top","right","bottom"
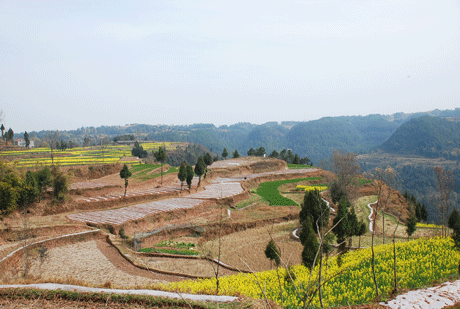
{"left": 391, "top": 220, "right": 399, "bottom": 295}
{"left": 331, "top": 150, "right": 360, "bottom": 198}
{"left": 199, "top": 203, "right": 225, "bottom": 295}
{"left": 434, "top": 166, "right": 454, "bottom": 237}
{"left": 371, "top": 205, "right": 379, "bottom": 298}
{"left": 99, "top": 136, "right": 111, "bottom": 164}
{"left": 44, "top": 131, "right": 59, "bottom": 165}
{"left": 372, "top": 166, "right": 397, "bottom": 244}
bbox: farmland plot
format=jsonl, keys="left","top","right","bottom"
{"left": 67, "top": 198, "right": 206, "bottom": 225}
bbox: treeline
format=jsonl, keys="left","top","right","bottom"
{"left": 0, "top": 163, "right": 69, "bottom": 215}
{"left": 403, "top": 190, "right": 428, "bottom": 223}
{"left": 17, "top": 109, "right": 460, "bottom": 163}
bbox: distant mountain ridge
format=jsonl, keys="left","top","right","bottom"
{"left": 379, "top": 116, "right": 460, "bottom": 160}
{"left": 24, "top": 108, "right": 460, "bottom": 163}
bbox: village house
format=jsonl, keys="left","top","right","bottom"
{"left": 14, "top": 138, "right": 35, "bottom": 148}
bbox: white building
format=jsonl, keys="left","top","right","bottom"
{"left": 14, "top": 139, "right": 35, "bottom": 148}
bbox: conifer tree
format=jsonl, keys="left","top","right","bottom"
{"left": 300, "top": 190, "right": 329, "bottom": 233}
{"left": 6, "top": 128, "right": 13, "bottom": 145}
{"left": 406, "top": 214, "right": 417, "bottom": 240}
{"left": 119, "top": 164, "right": 132, "bottom": 197}
{"left": 36, "top": 167, "right": 51, "bottom": 202}
{"left": 264, "top": 239, "right": 281, "bottom": 266}
{"left": 178, "top": 161, "right": 187, "bottom": 191}
{"left": 255, "top": 146, "right": 266, "bottom": 157}
{"left": 24, "top": 131, "right": 30, "bottom": 148}
{"left": 186, "top": 164, "right": 194, "bottom": 192}
{"left": 222, "top": 148, "right": 228, "bottom": 160}
{"left": 247, "top": 148, "right": 256, "bottom": 156}
{"left": 154, "top": 145, "right": 167, "bottom": 185}
{"left": 269, "top": 150, "right": 279, "bottom": 158}
{"left": 194, "top": 156, "right": 206, "bottom": 187}
{"left": 333, "top": 197, "right": 350, "bottom": 266}
{"left": 203, "top": 153, "right": 213, "bottom": 178}
{"left": 300, "top": 215, "right": 319, "bottom": 270}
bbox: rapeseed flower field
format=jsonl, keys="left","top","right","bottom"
{"left": 1, "top": 142, "right": 179, "bottom": 167}
{"left": 164, "top": 237, "right": 459, "bottom": 308}
{"left": 296, "top": 185, "right": 328, "bottom": 192}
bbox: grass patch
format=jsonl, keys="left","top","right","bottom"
{"left": 155, "top": 240, "right": 196, "bottom": 249}
{"left": 129, "top": 163, "right": 161, "bottom": 174}
{"left": 257, "top": 177, "right": 322, "bottom": 206}
{"left": 234, "top": 194, "right": 264, "bottom": 209}
{"left": 139, "top": 247, "right": 199, "bottom": 256}
{"left": 287, "top": 163, "right": 313, "bottom": 169}
{"left": 138, "top": 166, "right": 179, "bottom": 181}
{"left": 358, "top": 178, "right": 373, "bottom": 185}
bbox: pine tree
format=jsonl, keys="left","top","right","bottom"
{"left": 333, "top": 197, "right": 350, "bottom": 266}
{"left": 449, "top": 210, "right": 460, "bottom": 230}
{"left": 178, "top": 162, "right": 187, "bottom": 191}
{"left": 232, "top": 149, "right": 240, "bottom": 158}
{"left": 347, "top": 205, "right": 359, "bottom": 247}
{"left": 119, "top": 164, "right": 132, "bottom": 197}
{"left": 264, "top": 239, "right": 281, "bottom": 266}
{"left": 406, "top": 214, "right": 417, "bottom": 240}
{"left": 52, "top": 167, "right": 68, "bottom": 202}
{"left": 203, "top": 153, "right": 213, "bottom": 178}
{"left": 256, "top": 146, "right": 266, "bottom": 157}
{"left": 186, "top": 164, "right": 194, "bottom": 192}
{"left": 269, "top": 150, "right": 279, "bottom": 158}
{"left": 300, "top": 190, "right": 329, "bottom": 233}
{"left": 36, "top": 167, "right": 51, "bottom": 202}
{"left": 222, "top": 148, "right": 228, "bottom": 160}
{"left": 18, "top": 171, "right": 39, "bottom": 205}
{"left": 6, "top": 128, "right": 13, "bottom": 146}
{"left": 194, "top": 156, "right": 206, "bottom": 187}
{"left": 154, "top": 145, "right": 167, "bottom": 185}
{"left": 247, "top": 148, "right": 256, "bottom": 156}
{"left": 300, "top": 215, "right": 319, "bottom": 270}
{"left": 24, "top": 131, "right": 30, "bottom": 148}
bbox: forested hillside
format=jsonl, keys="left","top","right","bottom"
{"left": 359, "top": 114, "right": 460, "bottom": 223}
{"left": 17, "top": 112, "right": 427, "bottom": 161}
{"left": 379, "top": 116, "right": 460, "bottom": 160}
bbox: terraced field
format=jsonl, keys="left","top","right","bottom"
{"left": 67, "top": 198, "right": 207, "bottom": 225}
{"left": 67, "top": 167, "right": 317, "bottom": 225}
{"left": 78, "top": 186, "right": 180, "bottom": 203}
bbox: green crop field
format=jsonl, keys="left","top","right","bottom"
{"left": 257, "top": 177, "right": 322, "bottom": 206}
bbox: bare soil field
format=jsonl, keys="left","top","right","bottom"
{"left": 132, "top": 255, "right": 238, "bottom": 278}
{"left": 203, "top": 220, "right": 302, "bottom": 272}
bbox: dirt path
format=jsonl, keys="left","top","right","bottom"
{"left": 0, "top": 283, "right": 238, "bottom": 303}
{"left": 368, "top": 200, "right": 378, "bottom": 232}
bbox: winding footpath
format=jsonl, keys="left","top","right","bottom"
{"left": 368, "top": 200, "right": 378, "bottom": 233}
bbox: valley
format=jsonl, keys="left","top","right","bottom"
{"left": 0, "top": 153, "right": 456, "bottom": 308}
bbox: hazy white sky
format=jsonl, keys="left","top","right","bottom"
{"left": 1, "top": 0, "right": 459, "bottom": 133}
